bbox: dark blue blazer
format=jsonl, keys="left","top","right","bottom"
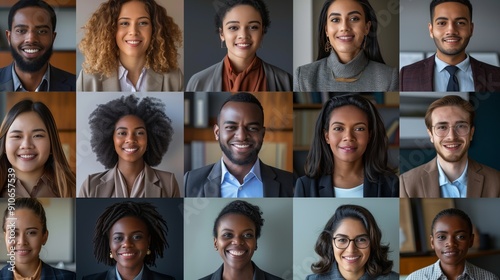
{"left": 0, "top": 63, "right": 76, "bottom": 91}
{"left": 199, "top": 262, "right": 283, "bottom": 280}
{"left": 0, "top": 261, "right": 76, "bottom": 280}
{"left": 82, "top": 266, "right": 174, "bottom": 280}
{"left": 294, "top": 173, "right": 399, "bottom": 197}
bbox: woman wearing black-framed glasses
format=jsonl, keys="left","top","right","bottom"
{"left": 305, "top": 204, "right": 398, "bottom": 280}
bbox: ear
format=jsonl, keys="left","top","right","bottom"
{"left": 430, "top": 234, "right": 435, "bottom": 250}
{"left": 324, "top": 129, "right": 329, "bottom": 144}
{"left": 6, "top": 30, "right": 11, "bottom": 46}
{"left": 365, "top": 21, "right": 371, "bottom": 35}
{"left": 213, "top": 238, "right": 217, "bottom": 250}
{"left": 214, "top": 124, "right": 220, "bottom": 140}
{"left": 470, "top": 22, "right": 474, "bottom": 37}
{"left": 42, "top": 230, "right": 49, "bottom": 246}
{"left": 428, "top": 22, "right": 434, "bottom": 39}
{"left": 427, "top": 128, "right": 434, "bottom": 143}
{"left": 469, "top": 126, "right": 475, "bottom": 141}
{"left": 52, "top": 31, "right": 57, "bottom": 43}
{"left": 468, "top": 233, "right": 474, "bottom": 248}
{"left": 219, "top": 27, "right": 224, "bottom": 41}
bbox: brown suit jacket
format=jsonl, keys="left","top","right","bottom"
{"left": 400, "top": 54, "right": 500, "bottom": 92}
{"left": 399, "top": 157, "right": 500, "bottom": 198}
{"left": 78, "top": 164, "right": 180, "bottom": 198}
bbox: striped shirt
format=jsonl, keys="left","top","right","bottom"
{"left": 406, "top": 260, "right": 499, "bottom": 280}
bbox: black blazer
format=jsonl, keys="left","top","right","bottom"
{"left": 294, "top": 173, "right": 399, "bottom": 197}
{"left": 82, "top": 266, "right": 174, "bottom": 280}
{"left": 184, "top": 160, "right": 293, "bottom": 197}
{"left": 0, "top": 261, "right": 75, "bottom": 280}
{"left": 199, "top": 262, "right": 283, "bottom": 280}
{"left": 0, "top": 63, "right": 76, "bottom": 91}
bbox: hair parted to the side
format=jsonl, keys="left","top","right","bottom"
{"left": 0, "top": 99, "right": 76, "bottom": 197}
{"left": 317, "top": 0, "right": 385, "bottom": 63}
{"left": 431, "top": 208, "right": 473, "bottom": 235}
{"left": 93, "top": 201, "right": 168, "bottom": 266}
{"left": 424, "top": 95, "right": 475, "bottom": 131}
{"left": 3, "top": 198, "right": 47, "bottom": 233}
{"left": 88, "top": 95, "right": 173, "bottom": 169}
{"left": 430, "top": 0, "right": 472, "bottom": 21}
{"left": 8, "top": 0, "right": 57, "bottom": 31}
{"left": 304, "top": 94, "right": 393, "bottom": 182}
{"left": 213, "top": 200, "right": 264, "bottom": 239}
{"left": 217, "top": 92, "right": 264, "bottom": 124}
{"left": 79, "top": 0, "right": 182, "bottom": 77}
{"left": 215, "top": 0, "right": 270, "bottom": 34}
{"left": 312, "top": 204, "right": 393, "bottom": 276}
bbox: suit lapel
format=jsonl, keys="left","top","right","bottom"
{"left": 0, "top": 64, "right": 14, "bottom": 91}
{"left": 102, "top": 72, "right": 120, "bottom": 91}
{"left": 204, "top": 162, "right": 222, "bottom": 197}
{"left": 95, "top": 168, "right": 116, "bottom": 197}
{"left": 261, "top": 162, "right": 279, "bottom": 197}
{"left": 145, "top": 69, "right": 163, "bottom": 91}
{"left": 318, "top": 175, "right": 334, "bottom": 197}
{"left": 144, "top": 164, "right": 162, "bottom": 197}
{"left": 423, "top": 55, "right": 435, "bottom": 91}
{"left": 466, "top": 159, "right": 485, "bottom": 197}
{"left": 362, "top": 176, "right": 379, "bottom": 197}
{"left": 422, "top": 157, "right": 442, "bottom": 197}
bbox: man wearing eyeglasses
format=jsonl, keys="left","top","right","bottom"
{"left": 400, "top": 95, "right": 500, "bottom": 197}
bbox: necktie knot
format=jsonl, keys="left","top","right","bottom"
{"left": 445, "top": 65, "right": 459, "bottom": 91}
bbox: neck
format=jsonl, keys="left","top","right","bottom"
{"left": 15, "top": 168, "right": 44, "bottom": 192}
{"left": 440, "top": 260, "right": 466, "bottom": 280}
{"left": 117, "top": 160, "right": 145, "bottom": 190}
{"left": 437, "top": 155, "right": 467, "bottom": 182}
{"left": 15, "top": 258, "right": 40, "bottom": 278}
{"left": 119, "top": 56, "right": 146, "bottom": 87}
{"left": 222, "top": 262, "right": 254, "bottom": 280}
{"left": 333, "top": 160, "right": 364, "bottom": 188}
{"left": 335, "top": 49, "right": 362, "bottom": 64}
{"left": 14, "top": 63, "right": 48, "bottom": 91}
{"left": 227, "top": 53, "right": 256, "bottom": 74}
{"left": 117, "top": 264, "right": 143, "bottom": 280}
{"left": 436, "top": 51, "right": 467, "bottom": 66}
{"left": 222, "top": 157, "right": 256, "bottom": 184}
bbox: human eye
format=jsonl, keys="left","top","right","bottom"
{"left": 349, "top": 16, "right": 360, "bottom": 22}
{"left": 354, "top": 126, "right": 365, "bottom": 131}
{"left": 132, "top": 234, "right": 143, "bottom": 240}
{"left": 26, "top": 230, "right": 38, "bottom": 236}
{"left": 249, "top": 25, "right": 260, "bottom": 31}
{"left": 243, "top": 232, "right": 254, "bottom": 239}
{"left": 248, "top": 126, "right": 260, "bottom": 132}
{"left": 15, "top": 28, "right": 27, "bottom": 34}
{"left": 9, "top": 133, "right": 21, "bottom": 139}
{"left": 227, "top": 25, "right": 238, "bottom": 31}
{"left": 136, "top": 130, "right": 146, "bottom": 136}
{"left": 356, "top": 236, "right": 369, "bottom": 243}
{"left": 37, "top": 28, "right": 49, "bottom": 35}
{"left": 435, "top": 124, "right": 448, "bottom": 131}
{"left": 436, "top": 234, "right": 446, "bottom": 241}
{"left": 113, "top": 235, "right": 123, "bottom": 242}
{"left": 335, "top": 237, "right": 348, "bottom": 244}
{"left": 119, "top": 21, "right": 129, "bottom": 26}
{"left": 436, "top": 20, "right": 446, "bottom": 26}
{"left": 330, "top": 17, "right": 340, "bottom": 23}
{"left": 139, "top": 20, "right": 150, "bottom": 26}
{"left": 332, "top": 126, "right": 344, "bottom": 132}
{"left": 222, "top": 232, "right": 233, "bottom": 238}
{"left": 33, "top": 133, "right": 45, "bottom": 138}
{"left": 225, "top": 125, "right": 236, "bottom": 131}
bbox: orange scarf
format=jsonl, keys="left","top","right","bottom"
{"left": 222, "top": 55, "right": 267, "bottom": 92}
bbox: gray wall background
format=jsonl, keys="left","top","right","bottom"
{"left": 75, "top": 0, "right": 184, "bottom": 77}
{"left": 75, "top": 198, "right": 183, "bottom": 279}
{"left": 293, "top": 0, "right": 400, "bottom": 72}
{"left": 400, "top": 0, "right": 500, "bottom": 54}
{"left": 184, "top": 0, "right": 293, "bottom": 87}
{"left": 293, "top": 198, "right": 400, "bottom": 279}
{"left": 184, "top": 198, "right": 293, "bottom": 280}
{"left": 76, "top": 92, "right": 184, "bottom": 196}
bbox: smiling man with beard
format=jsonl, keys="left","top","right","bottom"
{"left": 0, "top": 0, "right": 75, "bottom": 92}
{"left": 184, "top": 92, "right": 293, "bottom": 197}
{"left": 400, "top": 0, "right": 500, "bottom": 92}
{"left": 400, "top": 95, "right": 500, "bottom": 198}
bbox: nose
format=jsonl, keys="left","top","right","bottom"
{"left": 231, "top": 236, "right": 243, "bottom": 245}
{"left": 234, "top": 127, "right": 248, "bottom": 140}
{"left": 342, "top": 129, "right": 354, "bottom": 141}
{"left": 446, "top": 22, "right": 458, "bottom": 35}
{"left": 345, "top": 239, "right": 357, "bottom": 252}
{"left": 17, "top": 234, "right": 27, "bottom": 245}
{"left": 121, "top": 237, "right": 134, "bottom": 248}
{"left": 20, "top": 136, "right": 34, "bottom": 149}
{"left": 340, "top": 19, "right": 351, "bottom": 32}
{"left": 125, "top": 133, "right": 137, "bottom": 143}
{"left": 128, "top": 24, "right": 139, "bottom": 35}
{"left": 238, "top": 28, "right": 249, "bottom": 39}
{"left": 444, "top": 126, "right": 458, "bottom": 139}
{"left": 23, "top": 29, "right": 39, "bottom": 43}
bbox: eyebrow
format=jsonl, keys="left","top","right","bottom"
{"left": 334, "top": 233, "right": 369, "bottom": 238}
{"left": 13, "top": 24, "right": 51, "bottom": 29}
{"left": 9, "top": 128, "right": 47, "bottom": 133}
{"left": 223, "top": 121, "right": 261, "bottom": 126}
{"left": 328, "top": 11, "right": 362, "bottom": 17}
{"left": 115, "top": 126, "right": 146, "bottom": 131}
{"left": 220, "top": 228, "right": 254, "bottom": 232}
{"left": 435, "top": 16, "right": 469, "bottom": 22}
{"left": 434, "top": 229, "right": 467, "bottom": 235}
{"left": 118, "top": 16, "right": 150, "bottom": 20}
{"left": 330, "top": 121, "right": 367, "bottom": 126}
{"left": 112, "top": 230, "right": 144, "bottom": 235}
{"left": 225, "top": 20, "right": 261, "bottom": 25}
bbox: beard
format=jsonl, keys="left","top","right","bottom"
{"left": 434, "top": 142, "right": 468, "bottom": 163}
{"left": 219, "top": 140, "right": 261, "bottom": 166}
{"left": 433, "top": 36, "right": 470, "bottom": 57}
{"left": 10, "top": 44, "right": 53, "bottom": 73}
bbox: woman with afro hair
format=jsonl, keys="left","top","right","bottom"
{"left": 77, "top": 0, "right": 183, "bottom": 92}
{"left": 78, "top": 95, "right": 180, "bottom": 197}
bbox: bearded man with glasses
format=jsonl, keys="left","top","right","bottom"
{"left": 400, "top": 95, "right": 500, "bottom": 198}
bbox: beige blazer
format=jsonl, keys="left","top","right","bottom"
{"left": 76, "top": 68, "right": 184, "bottom": 91}
{"left": 78, "top": 164, "right": 180, "bottom": 198}
{"left": 400, "top": 157, "right": 500, "bottom": 198}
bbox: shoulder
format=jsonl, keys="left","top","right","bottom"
{"left": 296, "top": 58, "right": 328, "bottom": 76}
{"left": 401, "top": 56, "right": 434, "bottom": 72}
{"left": 367, "top": 60, "right": 397, "bottom": 75}
{"left": 262, "top": 61, "right": 291, "bottom": 77}
{"left": 186, "top": 62, "right": 222, "bottom": 91}
{"left": 470, "top": 57, "right": 500, "bottom": 72}
{"left": 82, "top": 271, "right": 108, "bottom": 280}
{"left": 198, "top": 273, "right": 214, "bottom": 280}
{"left": 41, "top": 262, "right": 76, "bottom": 279}
{"left": 466, "top": 261, "right": 499, "bottom": 279}
{"left": 376, "top": 271, "right": 400, "bottom": 279}
{"left": 0, "top": 264, "right": 13, "bottom": 279}
{"left": 148, "top": 269, "right": 175, "bottom": 280}
{"left": 151, "top": 167, "right": 175, "bottom": 179}
{"left": 50, "top": 65, "right": 76, "bottom": 78}
{"left": 186, "top": 164, "right": 217, "bottom": 178}
{"left": 469, "top": 158, "right": 500, "bottom": 176}
{"left": 400, "top": 162, "right": 430, "bottom": 179}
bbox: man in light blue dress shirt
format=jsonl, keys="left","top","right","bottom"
{"left": 184, "top": 92, "right": 294, "bottom": 197}
{"left": 400, "top": 95, "right": 500, "bottom": 198}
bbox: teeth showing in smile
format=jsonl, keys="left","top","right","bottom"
{"left": 127, "top": 41, "right": 140, "bottom": 45}
{"left": 343, "top": 256, "right": 360, "bottom": 261}
{"left": 443, "top": 252, "right": 457, "bottom": 256}
{"left": 124, "top": 148, "right": 138, "bottom": 152}
{"left": 121, "top": 253, "right": 135, "bottom": 257}
{"left": 229, "top": 250, "right": 245, "bottom": 256}
{"left": 23, "top": 49, "right": 39, "bottom": 53}
{"left": 444, "top": 144, "right": 459, "bottom": 148}
{"left": 338, "top": 36, "right": 353, "bottom": 40}
{"left": 236, "top": 43, "right": 250, "bottom": 47}
{"left": 233, "top": 144, "right": 250, "bottom": 148}
{"left": 444, "top": 39, "right": 459, "bottom": 42}
{"left": 19, "top": 154, "right": 35, "bottom": 159}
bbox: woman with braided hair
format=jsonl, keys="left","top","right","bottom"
{"left": 82, "top": 200, "right": 174, "bottom": 280}
{"left": 78, "top": 94, "right": 180, "bottom": 198}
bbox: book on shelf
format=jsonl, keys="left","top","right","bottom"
{"left": 386, "top": 118, "right": 400, "bottom": 145}
{"left": 193, "top": 92, "right": 208, "bottom": 128}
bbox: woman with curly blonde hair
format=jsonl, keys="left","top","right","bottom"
{"left": 77, "top": 0, "right": 183, "bottom": 92}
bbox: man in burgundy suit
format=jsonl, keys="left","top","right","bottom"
{"left": 400, "top": 0, "right": 500, "bottom": 92}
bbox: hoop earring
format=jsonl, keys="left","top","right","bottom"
{"left": 324, "top": 38, "right": 332, "bottom": 53}
{"left": 220, "top": 40, "right": 226, "bottom": 49}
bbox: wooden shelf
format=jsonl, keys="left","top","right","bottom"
{"left": 400, "top": 249, "right": 500, "bottom": 275}
{"left": 0, "top": 51, "right": 76, "bottom": 75}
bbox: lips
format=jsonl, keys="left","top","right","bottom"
{"left": 443, "top": 143, "right": 462, "bottom": 151}
{"left": 442, "top": 250, "right": 459, "bottom": 257}
{"left": 122, "top": 147, "right": 139, "bottom": 154}
{"left": 18, "top": 154, "right": 37, "bottom": 160}
{"left": 443, "top": 37, "right": 461, "bottom": 43}
{"left": 125, "top": 40, "right": 142, "bottom": 46}
{"left": 15, "top": 248, "right": 31, "bottom": 256}
{"left": 342, "top": 255, "right": 361, "bottom": 263}
{"left": 339, "top": 146, "right": 357, "bottom": 152}
{"left": 117, "top": 251, "right": 138, "bottom": 259}
{"left": 235, "top": 43, "right": 252, "bottom": 48}
{"left": 337, "top": 35, "right": 354, "bottom": 42}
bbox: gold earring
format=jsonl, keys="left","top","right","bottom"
{"left": 109, "top": 251, "right": 113, "bottom": 259}
{"left": 325, "top": 38, "right": 332, "bottom": 52}
{"left": 147, "top": 249, "right": 151, "bottom": 255}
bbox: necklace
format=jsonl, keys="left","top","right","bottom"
{"left": 332, "top": 60, "right": 369, "bottom": 83}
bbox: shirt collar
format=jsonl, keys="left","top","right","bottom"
{"left": 13, "top": 259, "right": 42, "bottom": 280}
{"left": 435, "top": 53, "right": 471, "bottom": 73}
{"left": 118, "top": 63, "right": 147, "bottom": 91}
{"left": 433, "top": 260, "right": 472, "bottom": 279}
{"left": 12, "top": 63, "right": 50, "bottom": 92}
{"left": 437, "top": 159, "right": 468, "bottom": 187}
{"left": 116, "top": 265, "right": 144, "bottom": 280}
{"left": 220, "top": 158, "right": 262, "bottom": 184}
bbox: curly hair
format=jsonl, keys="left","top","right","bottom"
{"left": 213, "top": 200, "right": 264, "bottom": 239}
{"left": 0, "top": 99, "right": 75, "bottom": 197}
{"left": 311, "top": 204, "right": 393, "bottom": 277}
{"left": 79, "top": 0, "right": 182, "bottom": 77}
{"left": 304, "top": 94, "right": 393, "bottom": 182}
{"left": 93, "top": 201, "right": 168, "bottom": 266}
{"left": 88, "top": 95, "right": 173, "bottom": 169}
{"left": 214, "top": 0, "right": 271, "bottom": 34}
